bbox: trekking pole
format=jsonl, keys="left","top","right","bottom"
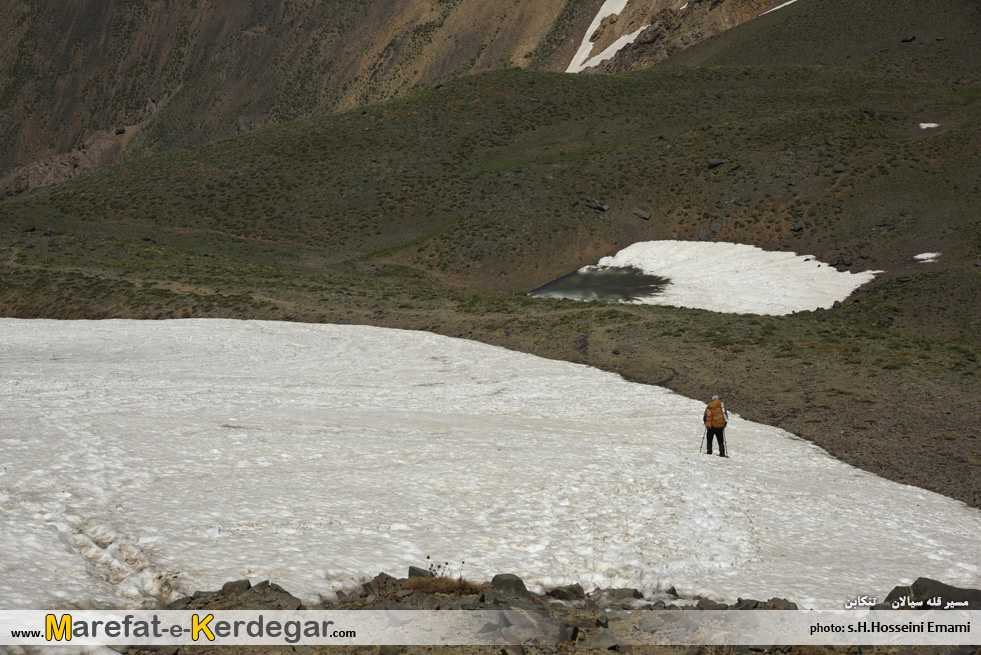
{"left": 698, "top": 426, "right": 705, "bottom": 453}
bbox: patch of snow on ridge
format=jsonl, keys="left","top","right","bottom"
{"left": 567, "top": 0, "right": 630, "bottom": 73}
{"left": 760, "top": 0, "right": 801, "bottom": 16}
{"left": 581, "top": 25, "right": 648, "bottom": 70}
{"left": 914, "top": 252, "right": 940, "bottom": 263}
{"left": 919, "top": 123, "right": 941, "bottom": 129}
{"left": 1, "top": 319, "right": 980, "bottom": 612}
{"left": 593, "top": 241, "right": 880, "bottom": 315}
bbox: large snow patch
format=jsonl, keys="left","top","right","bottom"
{"left": 535, "top": 241, "right": 879, "bottom": 315}
{"left": 1, "top": 319, "right": 977, "bottom": 611}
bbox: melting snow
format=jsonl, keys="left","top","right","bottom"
{"left": 919, "top": 123, "right": 941, "bottom": 129}
{"left": 760, "top": 0, "right": 801, "bottom": 16}
{"left": 2, "top": 318, "right": 979, "bottom": 612}
{"left": 579, "top": 26, "right": 648, "bottom": 71}
{"left": 567, "top": 0, "right": 639, "bottom": 73}
{"left": 914, "top": 252, "right": 940, "bottom": 263}
{"left": 536, "top": 241, "right": 879, "bottom": 315}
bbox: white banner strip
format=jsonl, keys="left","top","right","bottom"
{"left": 1, "top": 610, "right": 977, "bottom": 647}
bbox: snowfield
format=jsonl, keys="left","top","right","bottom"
{"left": 2, "top": 319, "right": 979, "bottom": 612}
{"left": 535, "top": 241, "right": 880, "bottom": 315}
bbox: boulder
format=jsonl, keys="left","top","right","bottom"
{"left": 586, "top": 198, "right": 609, "bottom": 212}
{"left": 374, "top": 572, "right": 398, "bottom": 591}
{"left": 884, "top": 577, "right": 981, "bottom": 609}
{"left": 548, "top": 583, "right": 586, "bottom": 601}
{"left": 169, "top": 579, "right": 304, "bottom": 610}
{"left": 480, "top": 588, "right": 513, "bottom": 606}
{"left": 602, "top": 588, "right": 643, "bottom": 600}
{"left": 221, "top": 579, "right": 252, "bottom": 595}
{"left": 766, "top": 597, "right": 798, "bottom": 610}
{"left": 492, "top": 573, "right": 531, "bottom": 598}
{"left": 244, "top": 580, "right": 303, "bottom": 610}
{"left": 408, "top": 565, "right": 433, "bottom": 578}
{"left": 696, "top": 597, "right": 728, "bottom": 610}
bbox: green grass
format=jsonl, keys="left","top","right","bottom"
{"left": 0, "top": 0, "right": 976, "bottom": 403}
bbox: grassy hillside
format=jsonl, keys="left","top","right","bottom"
{"left": 671, "top": 0, "right": 981, "bottom": 83}
{"left": 4, "top": 63, "right": 977, "bottom": 329}
{"left": 0, "top": 0, "right": 978, "bottom": 506}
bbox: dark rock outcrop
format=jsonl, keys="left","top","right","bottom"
{"left": 0, "top": 132, "right": 123, "bottom": 194}
{"left": 123, "top": 570, "right": 980, "bottom": 655}
{"left": 885, "top": 577, "right": 981, "bottom": 610}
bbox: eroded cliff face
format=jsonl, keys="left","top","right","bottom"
{"left": 0, "top": 131, "right": 122, "bottom": 194}
{"left": 0, "top": 0, "right": 781, "bottom": 193}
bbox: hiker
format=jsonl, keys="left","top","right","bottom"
{"left": 703, "top": 393, "right": 728, "bottom": 457}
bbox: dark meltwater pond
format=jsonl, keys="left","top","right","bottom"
{"left": 529, "top": 265, "right": 670, "bottom": 302}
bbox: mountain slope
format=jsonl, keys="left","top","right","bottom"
{"left": 578, "top": 0, "right": 781, "bottom": 74}
{"left": 0, "top": 0, "right": 593, "bottom": 188}
{"left": 0, "top": 0, "right": 978, "bottom": 507}
{"left": 668, "top": 0, "right": 981, "bottom": 82}
{"left": 1, "top": 0, "right": 799, "bottom": 192}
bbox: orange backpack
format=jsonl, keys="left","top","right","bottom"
{"left": 705, "top": 399, "right": 727, "bottom": 428}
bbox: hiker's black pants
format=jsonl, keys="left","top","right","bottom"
{"left": 706, "top": 427, "right": 726, "bottom": 456}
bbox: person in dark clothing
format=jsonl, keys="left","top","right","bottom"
{"left": 703, "top": 393, "right": 728, "bottom": 457}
